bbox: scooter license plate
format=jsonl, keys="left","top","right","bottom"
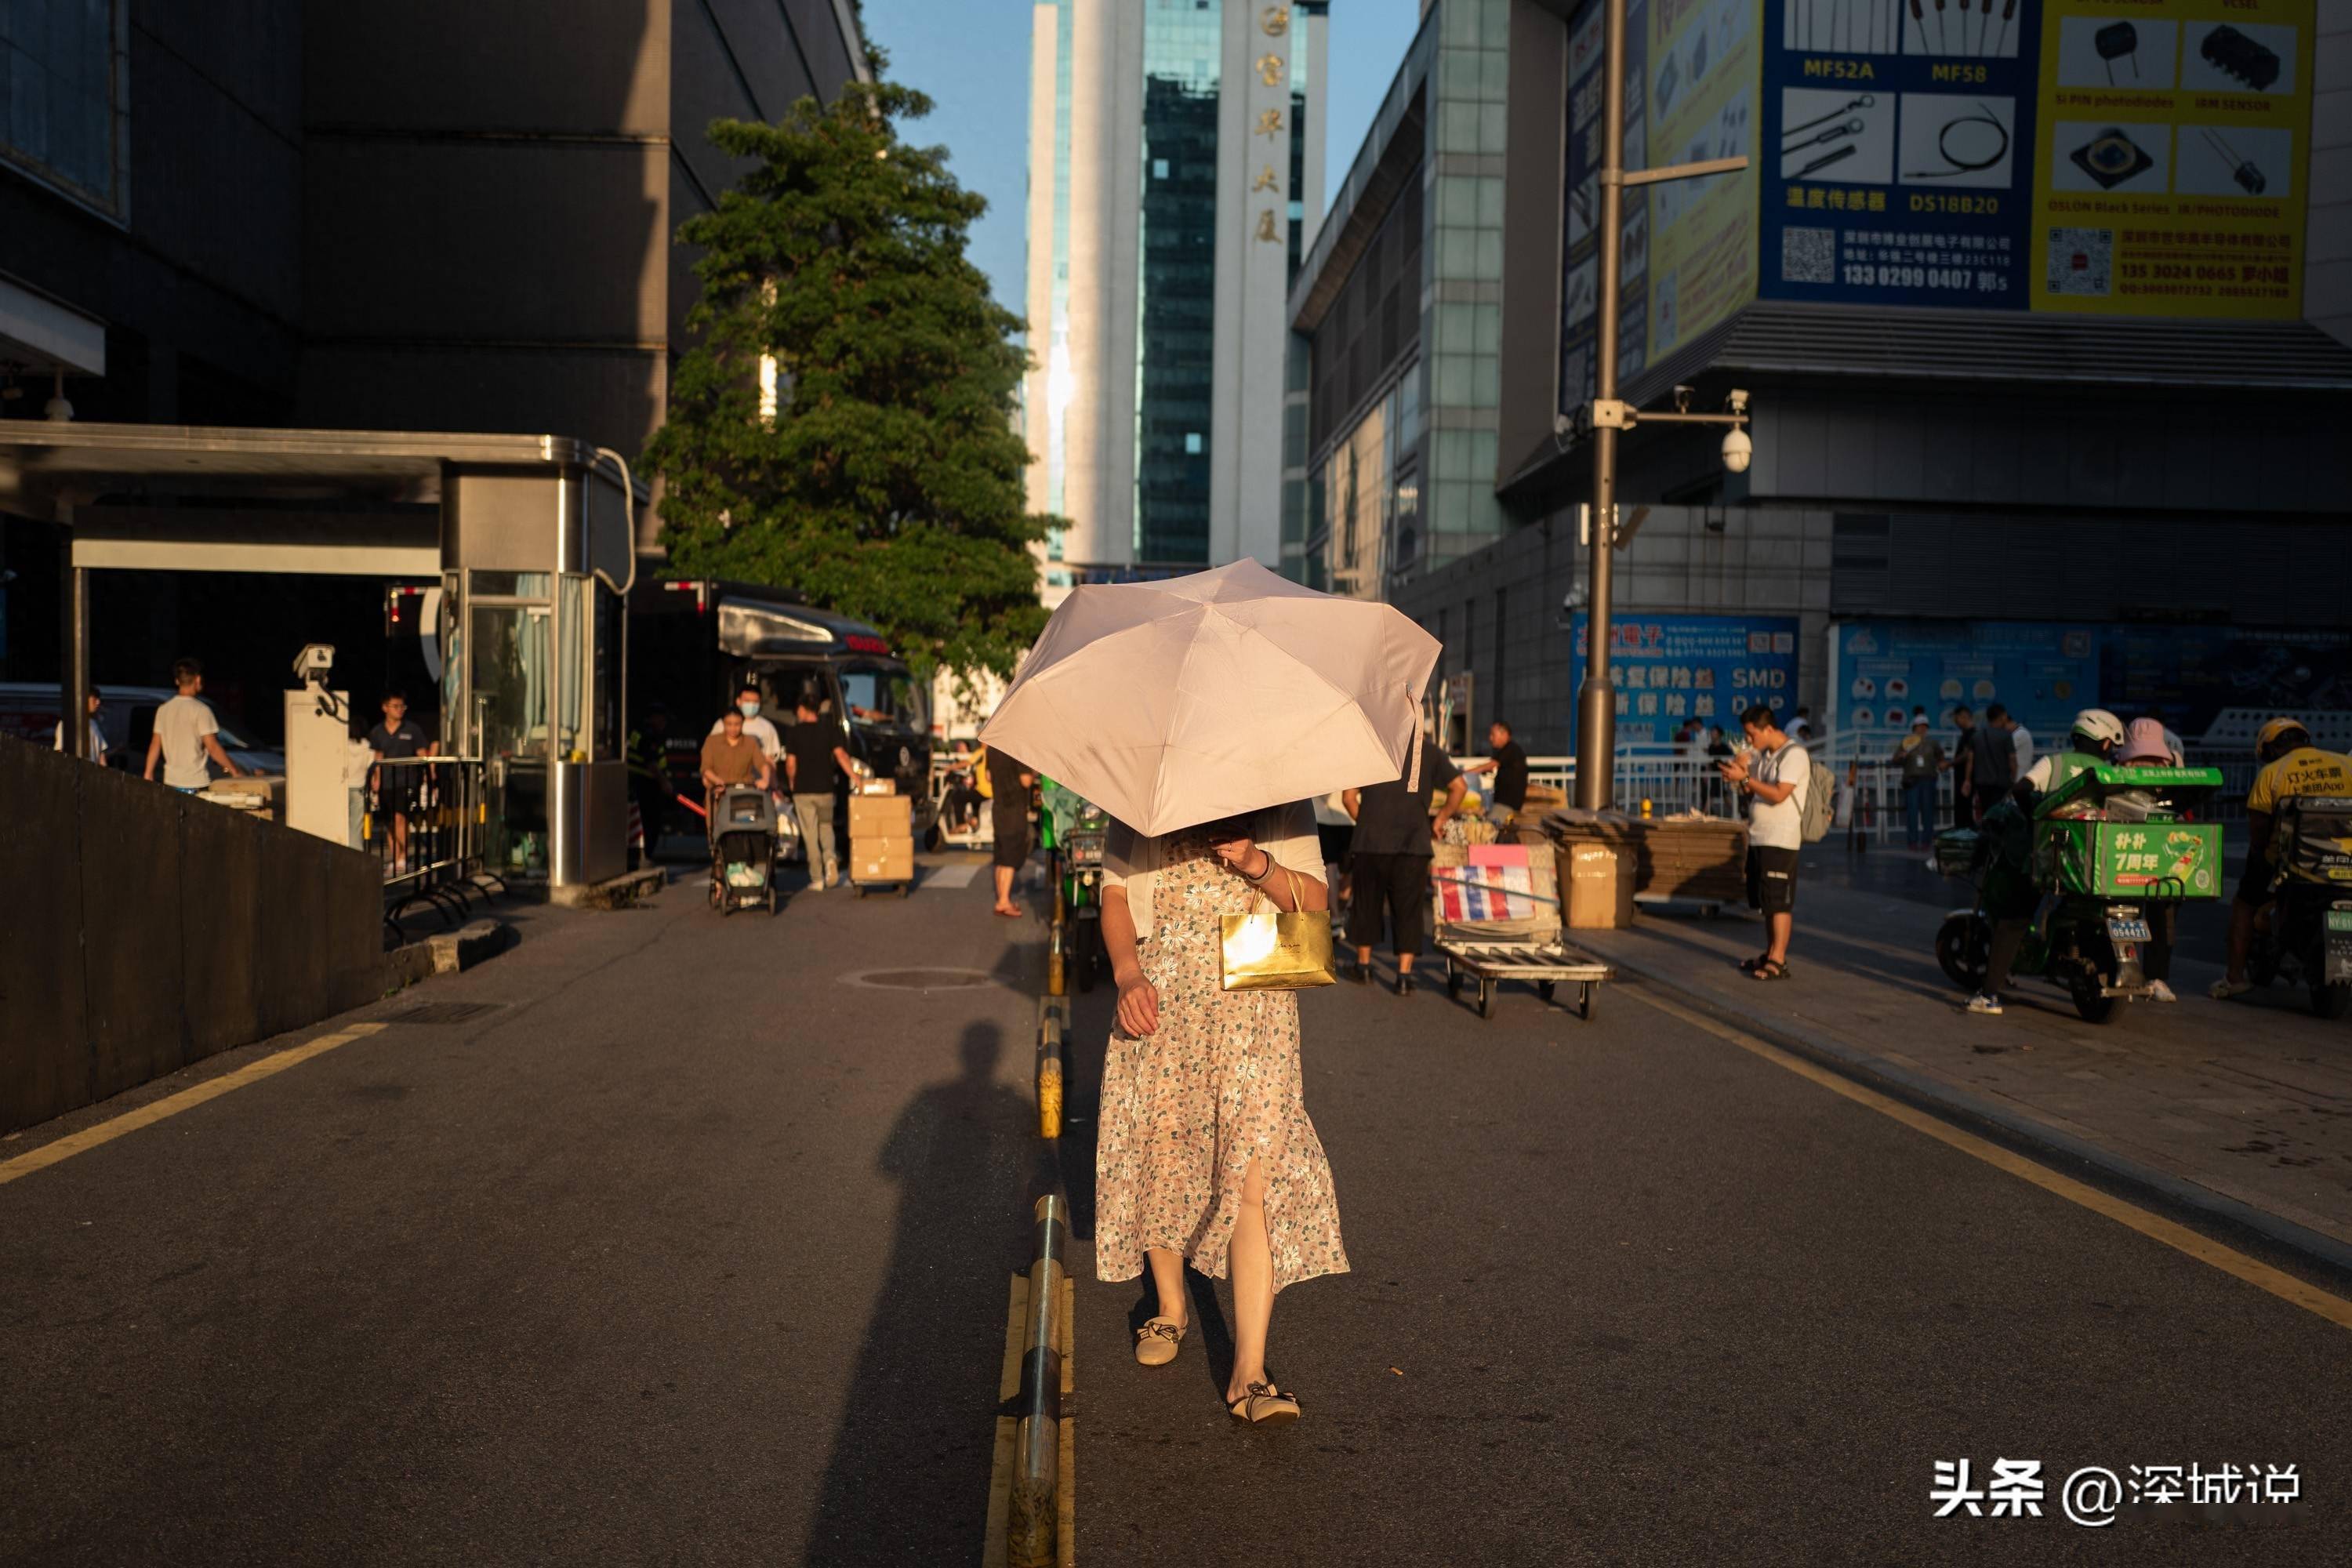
{"left": 2107, "top": 915, "right": 2152, "bottom": 943}
{"left": 2328, "top": 910, "right": 2352, "bottom": 934}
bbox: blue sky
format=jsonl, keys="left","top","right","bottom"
{"left": 859, "top": 0, "right": 1428, "bottom": 326}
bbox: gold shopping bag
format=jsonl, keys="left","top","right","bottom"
{"left": 1220, "top": 867, "right": 1336, "bottom": 991}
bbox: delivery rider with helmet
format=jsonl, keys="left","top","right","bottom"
{"left": 2212, "top": 717, "right": 2352, "bottom": 1000}
{"left": 1966, "top": 709, "right": 2133, "bottom": 1015}
{"left": 2020, "top": 707, "right": 2127, "bottom": 797}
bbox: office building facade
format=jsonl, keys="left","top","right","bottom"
{"left": 1295, "top": 0, "right": 2352, "bottom": 757}
{"left": 1, "top": 0, "right": 866, "bottom": 701}
{"left": 1024, "top": 0, "right": 1327, "bottom": 575}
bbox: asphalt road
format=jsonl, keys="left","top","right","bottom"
{"left": 5, "top": 858, "right": 2350, "bottom": 1565}
{"left": 1058, "top": 952, "right": 2352, "bottom": 1565}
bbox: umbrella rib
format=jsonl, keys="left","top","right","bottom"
{"left": 1142, "top": 618, "right": 1208, "bottom": 831}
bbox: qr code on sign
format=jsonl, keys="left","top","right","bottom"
{"left": 1781, "top": 227, "right": 1835, "bottom": 285}
{"left": 2047, "top": 227, "right": 2113, "bottom": 296}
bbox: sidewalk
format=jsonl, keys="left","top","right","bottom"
{"left": 1573, "top": 878, "right": 2352, "bottom": 1266}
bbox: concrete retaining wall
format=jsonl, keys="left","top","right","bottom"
{"left": 2, "top": 735, "right": 384, "bottom": 1135}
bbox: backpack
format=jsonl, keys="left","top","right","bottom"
{"left": 1800, "top": 757, "right": 1835, "bottom": 843}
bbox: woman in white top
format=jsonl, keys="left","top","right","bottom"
{"left": 1094, "top": 800, "right": 1348, "bottom": 1425}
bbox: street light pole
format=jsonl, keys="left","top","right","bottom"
{"left": 1573, "top": 0, "right": 1628, "bottom": 811}
{"left": 1570, "top": 0, "right": 1748, "bottom": 810}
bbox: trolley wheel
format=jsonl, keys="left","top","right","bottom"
{"left": 854, "top": 884, "right": 867, "bottom": 900}
{"left": 1446, "top": 962, "right": 1464, "bottom": 999}
{"left": 766, "top": 891, "right": 777, "bottom": 916}
{"left": 1538, "top": 980, "right": 1557, "bottom": 1002}
{"left": 1478, "top": 979, "right": 1496, "bottom": 1019}
{"left": 898, "top": 884, "right": 911, "bottom": 899}
{"left": 1580, "top": 982, "right": 1595, "bottom": 1022}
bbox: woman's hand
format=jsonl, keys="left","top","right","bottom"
{"left": 1115, "top": 971, "right": 1160, "bottom": 1037}
{"left": 1210, "top": 836, "right": 1258, "bottom": 875}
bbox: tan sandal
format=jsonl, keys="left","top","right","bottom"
{"left": 1134, "top": 1315, "right": 1187, "bottom": 1367}
{"left": 1227, "top": 1381, "right": 1300, "bottom": 1425}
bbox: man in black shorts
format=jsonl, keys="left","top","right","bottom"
{"left": 1343, "top": 739, "right": 1468, "bottom": 994}
{"left": 988, "top": 746, "right": 1036, "bottom": 916}
{"left": 1717, "top": 703, "right": 1808, "bottom": 982}
{"left": 366, "top": 691, "right": 437, "bottom": 873}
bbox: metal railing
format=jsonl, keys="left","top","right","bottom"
{"left": 1461, "top": 734, "right": 2269, "bottom": 849}
{"left": 363, "top": 757, "right": 506, "bottom": 942}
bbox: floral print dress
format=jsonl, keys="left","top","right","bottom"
{"left": 1094, "top": 831, "right": 1348, "bottom": 1294}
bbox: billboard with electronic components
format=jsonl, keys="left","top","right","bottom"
{"left": 1564, "top": 0, "right": 2315, "bottom": 405}
{"left": 1757, "top": 0, "right": 2314, "bottom": 315}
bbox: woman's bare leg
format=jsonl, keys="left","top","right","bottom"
{"left": 1144, "top": 1246, "right": 1186, "bottom": 1324}
{"left": 1225, "top": 1157, "right": 1275, "bottom": 1403}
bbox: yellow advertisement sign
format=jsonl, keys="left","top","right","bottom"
{"left": 2030, "top": 0, "right": 2314, "bottom": 317}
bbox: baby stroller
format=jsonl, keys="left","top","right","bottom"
{"left": 710, "top": 786, "right": 779, "bottom": 916}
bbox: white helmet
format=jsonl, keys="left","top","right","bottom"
{"left": 2071, "top": 708, "right": 2126, "bottom": 750}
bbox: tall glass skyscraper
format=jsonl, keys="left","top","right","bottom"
{"left": 1025, "top": 0, "right": 1327, "bottom": 573}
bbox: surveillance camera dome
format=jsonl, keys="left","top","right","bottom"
{"left": 1720, "top": 426, "right": 1752, "bottom": 475}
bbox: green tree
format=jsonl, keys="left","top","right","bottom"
{"left": 646, "top": 77, "right": 1054, "bottom": 683}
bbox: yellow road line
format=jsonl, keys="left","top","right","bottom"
{"left": 0, "top": 1024, "right": 388, "bottom": 1189}
{"left": 1626, "top": 987, "right": 2352, "bottom": 1334}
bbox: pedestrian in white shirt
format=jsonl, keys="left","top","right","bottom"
{"left": 710, "top": 681, "right": 784, "bottom": 764}
{"left": 143, "top": 659, "right": 241, "bottom": 791}
{"left": 2009, "top": 720, "right": 2036, "bottom": 782}
{"left": 1717, "top": 702, "right": 1808, "bottom": 982}
{"left": 53, "top": 686, "right": 106, "bottom": 761}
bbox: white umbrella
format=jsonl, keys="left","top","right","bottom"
{"left": 978, "top": 559, "right": 1440, "bottom": 837}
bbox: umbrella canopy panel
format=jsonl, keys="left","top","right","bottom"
{"left": 982, "top": 560, "right": 1439, "bottom": 837}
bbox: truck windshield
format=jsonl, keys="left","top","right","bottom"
{"left": 841, "top": 663, "right": 927, "bottom": 731}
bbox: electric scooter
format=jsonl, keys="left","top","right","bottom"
{"left": 1935, "top": 764, "right": 2224, "bottom": 1024}
{"left": 2248, "top": 794, "right": 2352, "bottom": 1021}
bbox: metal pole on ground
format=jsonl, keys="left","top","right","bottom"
{"left": 1574, "top": 0, "right": 1628, "bottom": 811}
{"left": 1007, "top": 1192, "right": 1067, "bottom": 1568}
{"left": 1036, "top": 1004, "right": 1063, "bottom": 1140}
{"left": 61, "top": 508, "right": 90, "bottom": 761}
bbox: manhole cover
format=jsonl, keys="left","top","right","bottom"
{"left": 378, "top": 1001, "right": 504, "bottom": 1025}
{"left": 842, "top": 968, "right": 995, "bottom": 991}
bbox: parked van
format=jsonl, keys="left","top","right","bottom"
{"left": 630, "top": 581, "right": 935, "bottom": 836}
{"left": 0, "top": 684, "right": 287, "bottom": 777}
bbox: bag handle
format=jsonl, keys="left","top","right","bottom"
{"left": 1252, "top": 862, "right": 1308, "bottom": 916}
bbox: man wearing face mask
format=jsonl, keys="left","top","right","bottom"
{"left": 710, "top": 681, "right": 783, "bottom": 769}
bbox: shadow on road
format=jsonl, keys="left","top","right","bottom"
{"left": 801, "top": 1021, "right": 1031, "bottom": 1568}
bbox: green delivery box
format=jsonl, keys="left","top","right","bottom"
{"left": 2034, "top": 820, "right": 2224, "bottom": 900}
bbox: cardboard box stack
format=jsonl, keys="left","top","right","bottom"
{"left": 848, "top": 788, "right": 913, "bottom": 887}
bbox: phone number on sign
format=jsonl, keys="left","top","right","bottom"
{"left": 1841, "top": 264, "right": 2006, "bottom": 292}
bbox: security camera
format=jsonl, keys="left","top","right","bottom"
{"left": 1720, "top": 426, "right": 1753, "bottom": 475}
{"left": 292, "top": 643, "right": 337, "bottom": 685}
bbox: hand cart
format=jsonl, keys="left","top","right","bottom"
{"left": 1429, "top": 843, "right": 1613, "bottom": 1020}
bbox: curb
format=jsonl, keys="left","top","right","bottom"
{"left": 428, "top": 918, "right": 511, "bottom": 975}
{"left": 1599, "top": 946, "right": 2352, "bottom": 1281}
{"left": 554, "top": 864, "right": 666, "bottom": 909}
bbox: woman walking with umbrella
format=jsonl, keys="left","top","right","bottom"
{"left": 982, "top": 561, "right": 1437, "bottom": 1425}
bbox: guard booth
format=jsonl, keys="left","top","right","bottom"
{"left": 0, "top": 423, "right": 637, "bottom": 896}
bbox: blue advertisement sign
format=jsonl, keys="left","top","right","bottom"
{"left": 1832, "top": 619, "right": 2100, "bottom": 742}
{"left": 1572, "top": 612, "right": 1800, "bottom": 742}
{"left": 1759, "top": 0, "right": 2042, "bottom": 310}
{"left": 2100, "top": 624, "right": 2352, "bottom": 739}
